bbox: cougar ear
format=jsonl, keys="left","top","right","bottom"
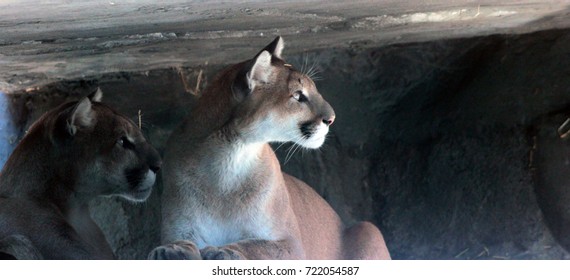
{"left": 246, "top": 50, "right": 273, "bottom": 90}
{"left": 67, "top": 97, "right": 96, "bottom": 136}
{"left": 232, "top": 38, "right": 283, "bottom": 100}
{"left": 260, "top": 36, "right": 284, "bottom": 59}
{"left": 88, "top": 87, "right": 103, "bottom": 103}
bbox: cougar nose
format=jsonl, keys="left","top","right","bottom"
{"left": 323, "top": 115, "right": 335, "bottom": 126}
{"left": 149, "top": 161, "right": 162, "bottom": 173}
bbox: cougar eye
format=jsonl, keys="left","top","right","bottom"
{"left": 118, "top": 136, "right": 135, "bottom": 150}
{"left": 293, "top": 90, "right": 308, "bottom": 102}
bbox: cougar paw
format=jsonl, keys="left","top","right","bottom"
{"left": 200, "top": 246, "right": 245, "bottom": 260}
{"left": 148, "top": 240, "right": 201, "bottom": 260}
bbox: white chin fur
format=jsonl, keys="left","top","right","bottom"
{"left": 117, "top": 170, "right": 156, "bottom": 202}
{"left": 140, "top": 170, "right": 157, "bottom": 190}
{"left": 299, "top": 123, "right": 329, "bottom": 149}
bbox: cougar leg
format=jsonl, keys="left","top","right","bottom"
{"left": 342, "top": 221, "right": 391, "bottom": 260}
{"left": 202, "top": 238, "right": 305, "bottom": 260}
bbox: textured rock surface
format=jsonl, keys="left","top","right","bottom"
{"left": 2, "top": 0, "right": 570, "bottom": 93}
{"left": 3, "top": 1, "right": 570, "bottom": 260}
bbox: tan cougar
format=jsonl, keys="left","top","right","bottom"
{"left": 0, "top": 90, "right": 162, "bottom": 259}
{"left": 149, "top": 37, "right": 390, "bottom": 260}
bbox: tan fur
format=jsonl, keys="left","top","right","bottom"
{"left": 150, "top": 37, "right": 390, "bottom": 260}
{"left": 0, "top": 91, "right": 162, "bottom": 259}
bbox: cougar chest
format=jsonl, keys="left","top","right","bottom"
{"left": 207, "top": 142, "right": 265, "bottom": 192}
{"left": 194, "top": 206, "right": 274, "bottom": 249}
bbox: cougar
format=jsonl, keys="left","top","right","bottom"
{"left": 0, "top": 90, "right": 161, "bottom": 259}
{"left": 150, "top": 37, "right": 390, "bottom": 260}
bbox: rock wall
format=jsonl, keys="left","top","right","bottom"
{"left": 3, "top": 28, "right": 570, "bottom": 259}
